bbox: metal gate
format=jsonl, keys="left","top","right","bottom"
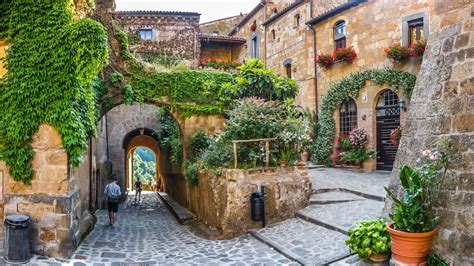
{"left": 376, "top": 90, "right": 400, "bottom": 171}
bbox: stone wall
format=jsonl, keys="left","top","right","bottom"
{"left": 384, "top": 2, "right": 473, "bottom": 264}
{"left": 186, "top": 166, "right": 311, "bottom": 238}
{"left": 0, "top": 41, "right": 7, "bottom": 77}
{"left": 265, "top": 1, "right": 316, "bottom": 110}
{"left": 0, "top": 125, "right": 89, "bottom": 258}
{"left": 115, "top": 11, "right": 200, "bottom": 61}
{"left": 200, "top": 15, "right": 245, "bottom": 35}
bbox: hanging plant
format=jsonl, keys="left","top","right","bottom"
{"left": 384, "top": 44, "right": 410, "bottom": 62}
{"left": 334, "top": 46, "right": 358, "bottom": 63}
{"left": 312, "top": 68, "right": 416, "bottom": 164}
{"left": 316, "top": 53, "right": 335, "bottom": 68}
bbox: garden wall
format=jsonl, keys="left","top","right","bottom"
{"left": 384, "top": 2, "right": 473, "bottom": 264}
{"left": 185, "top": 166, "right": 311, "bottom": 238}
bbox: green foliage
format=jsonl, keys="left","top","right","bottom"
{"left": 220, "top": 58, "right": 297, "bottom": 103}
{"left": 341, "top": 148, "right": 376, "bottom": 163}
{"left": 427, "top": 252, "right": 448, "bottom": 266}
{"left": 110, "top": 71, "right": 124, "bottom": 87}
{"left": 132, "top": 147, "right": 157, "bottom": 185}
{"left": 201, "top": 137, "right": 233, "bottom": 169}
{"left": 312, "top": 68, "right": 416, "bottom": 164}
{"left": 184, "top": 160, "right": 199, "bottom": 185}
{"left": 188, "top": 130, "right": 210, "bottom": 159}
{"left": 116, "top": 28, "right": 132, "bottom": 60}
{"left": 123, "top": 84, "right": 134, "bottom": 105}
{"left": 385, "top": 138, "right": 459, "bottom": 233}
{"left": 155, "top": 107, "right": 182, "bottom": 166}
{"left": 345, "top": 219, "right": 391, "bottom": 258}
{"left": 0, "top": 0, "right": 108, "bottom": 183}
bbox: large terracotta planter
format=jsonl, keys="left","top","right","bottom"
{"left": 387, "top": 222, "right": 437, "bottom": 264}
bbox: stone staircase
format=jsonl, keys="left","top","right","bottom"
{"left": 249, "top": 186, "right": 387, "bottom": 265}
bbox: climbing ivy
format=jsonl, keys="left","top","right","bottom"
{"left": 312, "top": 68, "right": 416, "bottom": 164}
{"left": 0, "top": 0, "right": 108, "bottom": 183}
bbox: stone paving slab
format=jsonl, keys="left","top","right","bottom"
{"left": 310, "top": 192, "right": 365, "bottom": 204}
{"left": 298, "top": 200, "right": 385, "bottom": 233}
{"left": 71, "top": 192, "right": 293, "bottom": 264}
{"left": 309, "top": 168, "right": 390, "bottom": 199}
{"left": 255, "top": 218, "right": 350, "bottom": 265}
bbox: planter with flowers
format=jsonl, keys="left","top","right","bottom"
{"left": 408, "top": 40, "right": 426, "bottom": 57}
{"left": 385, "top": 40, "right": 426, "bottom": 63}
{"left": 250, "top": 21, "right": 257, "bottom": 32}
{"left": 389, "top": 126, "right": 402, "bottom": 147}
{"left": 316, "top": 53, "right": 334, "bottom": 68}
{"left": 384, "top": 138, "right": 458, "bottom": 264}
{"left": 339, "top": 128, "right": 375, "bottom": 172}
{"left": 334, "top": 46, "right": 358, "bottom": 63}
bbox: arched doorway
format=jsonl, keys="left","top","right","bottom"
{"left": 376, "top": 90, "right": 400, "bottom": 171}
{"left": 123, "top": 128, "right": 164, "bottom": 192}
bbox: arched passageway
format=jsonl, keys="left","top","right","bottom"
{"left": 123, "top": 128, "right": 164, "bottom": 192}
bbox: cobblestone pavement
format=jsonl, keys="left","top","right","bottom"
{"left": 308, "top": 168, "right": 390, "bottom": 198}
{"left": 72, "top": 192, "right": 292, "bottom": 264}
{"left": 310, "top": 192, "right": 365, "bottom": 204}
{"left": 299, "top": 200, "right": 385, "bottom": 232}
{"left": 256, "top": 218, "right": 350, "bottom": 265}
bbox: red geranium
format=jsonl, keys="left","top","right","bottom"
{"left": 334, "top": 46, "right": 358, "bottom": 63}
{"left": 316, "top": 53, "right": 334, "bottom": 68}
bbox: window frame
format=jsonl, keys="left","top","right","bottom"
{"left": 139, "top": 29, "right": 153, "bottom": 41}
{"left": 294, "top": 14, "right": 300, "bottom": 28}
{"left": 339, "top": 98, "right": 357, "bottom": 135}
{"left": 402, "top": 12, "right": 429, "bottom": 46}
{"left": 333, "top": 21, "right": 346, "bottom": 50}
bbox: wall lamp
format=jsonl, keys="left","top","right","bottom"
{"left": 399, "top": 99, "right": 407, "bottom": 112}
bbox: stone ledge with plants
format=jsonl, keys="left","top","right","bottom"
{"left": 335, "top": 128, "right": 376, "bottom": 172}
{"left": 316, "top": 46, "right": 358, "bottom": 69}
{"left": 384, "top": 40, "right": 426, "bottom": 63}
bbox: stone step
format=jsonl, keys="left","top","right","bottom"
{"left": 157, "top": 192, "right": 195, "bottom": 224}
{"left": 250, "top": 218, "right": 351, "bottom": 265}
{"left": 312, "top": 188, "right": 386, "bottom": 202}
{"left": 297, "top": 200, "right": 385, "bottom": 234}
{"left": 310, "top": 191, "right": 365, "bottom": 205}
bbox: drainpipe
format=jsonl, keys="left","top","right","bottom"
{"left": 89, "top": 137, "right": 93, "bottom": 212}
{"left": 261, "top": 0, "right": 267, "bottom": 64}
{"left": 308, "top": 0, "right": 318, "bottom": 115}
{"left": 105, "top": 113, "right": 109, "bottom": 160}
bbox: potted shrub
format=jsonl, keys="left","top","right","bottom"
{"left": 384, "top": 138, "right": 457, "bottom": 264}
{"left": 384, "top": 43, "right": 409, "bottom": 62}
{"left": 339, "top": 128, "right": 375, "bottom": 171}
{"left": 334, "top": 46, "right": 358, "bottom": 63}
{"left": 345, "top": 219, "right": 391, "bottom": 262}
{"left": 316, "top": 53, "right": 334, "bottom": 68}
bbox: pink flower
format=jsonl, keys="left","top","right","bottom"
{"left": 430, "top": 154, "right": 438, "bottom": 161}
{"left": 422, "top": 150, "right": 432, "bottom": 157}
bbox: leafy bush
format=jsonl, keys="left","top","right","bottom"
{"left": 155, "top": 108, "right": 183, "bottom": 165}
{"left": 201, "top": 135, "right": 233, "bottom": 169}
{"left": 184, "top": 161, "right": 199, "bottom": 185}
{"left": 427, "top": 252, "right": 448, "bottom": 266}
{"left": 341, "top": 148, "right": 375, "bottom": 164}
{"left": 220, "top": 58, "right": 297, "bottom": 103}
{"left": 345, "top": 219, "right": 391, "bottom": 258}
{"left": 188, "top": 130, "right": 210, "bottom": 159}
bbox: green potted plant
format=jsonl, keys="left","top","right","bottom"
{"left": 384, "top": 138, "right": 458, "bottom": 264}
{"left": 339, "top": 128, "right": 375, "bottom": 171}
{"left": 345, "top": 219, "right": 391, "bottom": 262}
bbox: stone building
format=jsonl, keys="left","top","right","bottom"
{"left": 385, "top": 2, "right": 473, "bottom": 264}
{"left": 220, "top": 0, "right": 438, "bottom": 171}
{"left": 115, "top": 10, "right": 201, "bottom": 61}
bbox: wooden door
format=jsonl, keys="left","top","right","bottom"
{"left": 376, "top": 90, "right": 400, "bottom": 171}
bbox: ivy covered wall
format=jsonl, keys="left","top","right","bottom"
{"left": 0, "top": 0, "right": 109, "bottom": 183}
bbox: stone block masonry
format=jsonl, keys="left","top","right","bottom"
{"left": 186, "top": 166, "right": 311, "bottom": 238}
{"left": 385, "top": 2, "right": 474, "bottom": 264}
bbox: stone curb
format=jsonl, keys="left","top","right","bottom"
{"left": 248, "top": 230, "right": 305, "bottom": 265}
{"left": 157, "top": 192, "right": 195, "bottom": 224}
{"left": 312, "top": 188, "right": 385, "bottom": 202}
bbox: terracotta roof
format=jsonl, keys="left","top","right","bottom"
{"left": 198, "top": 34, "right": 246, "bottom": 44}
{"left": 262, "top": 0, "right": 305, "bottom": 26}
{"left": 306, "top": 0, "right": 367, "bottom": 25}
{"left": 115, "top": 10, "right": 201, "bottom": 17}
{"left": 228, "top": 1, "right": 266, "bottom": 36}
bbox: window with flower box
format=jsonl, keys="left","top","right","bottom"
{"left": 334, "top": 21, "right": 346, "bottom": 50}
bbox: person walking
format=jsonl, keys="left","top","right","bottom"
{"left": 134, "top": 178, "right": 142, "bottom": 203}
{"left": 104, "top": 176, "right": 121, "bottom": 226}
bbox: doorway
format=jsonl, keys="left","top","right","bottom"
{"left": 376, "top": 90, "right": 400, "bottom": 171}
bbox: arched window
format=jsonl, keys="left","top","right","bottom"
{"left": 339, "top": 98, "right": 357, "bottom": 134}
{"left": 271, "top": 29, "right": 276, "bottom": 41}
{"left": 294, "top": 14, "right": 300, "bottom": 27}
{"left": 285, "top": 64, "right": 292, "bottom": 78}
{"left": 376, "top": 90, "right": 399, "bottom": 116}
{"left": 333, "top": 20, "right": 346, "bottom": 50}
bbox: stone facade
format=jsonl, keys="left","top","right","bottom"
{"left": 187, "top": 166, "right": 311, "bottom": 238}
{"left": 200, "top": 15, "right": 245, "bottom": 36}
{"left": 385, "top": 2, "right": 473, "bottom": 264}
{"left": 0, "top": 41, "right": 7, "bottom": 77}
{"left": 115, "top": 11, "right": 200, "bottom": 62}
{"left": 0, "top": 125, "right": 95, "bottom": 258}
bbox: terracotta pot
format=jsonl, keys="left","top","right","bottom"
{"left": 300, "top": 151, "right": 309, "bottom": 162}
{"left": 369, "top": 253, "right": 389, "bottom": 262}
{"left": 387, "top": 222, "right": 437, "bottom": 264}
{"left": 279, "top": 160, "right": 286, "bottom": 167}
{"left": 354, "top": 161, "right": 363, "bottom": 172}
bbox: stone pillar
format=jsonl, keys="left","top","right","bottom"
{"left": 384, "top": 2, "right": 473, "bottom": 264}
{"left": 0, "top": 125, "right": 82, "bottom": 258}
